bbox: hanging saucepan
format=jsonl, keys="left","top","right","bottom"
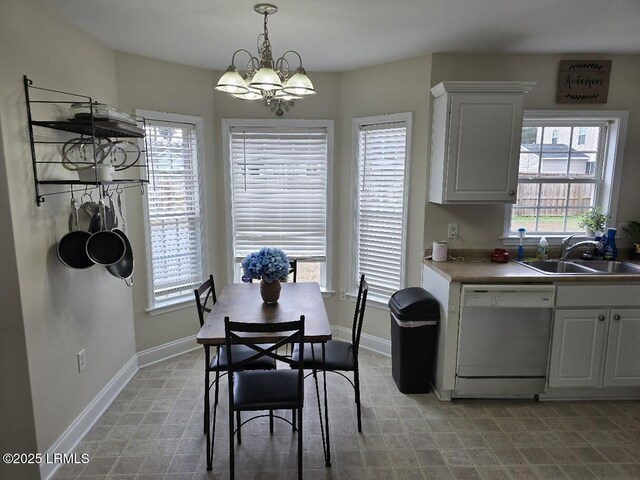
{"left": 57, "top": 197, "right": 94, "bottom": 269}
{"left": 88, "top": 194, "right": 115, "bottom": 232}
{"left": 106, "top": 191, "right": 134, "bottom": 286}
{"left": 85, "top": 198, "right": 126, "bottom": 266}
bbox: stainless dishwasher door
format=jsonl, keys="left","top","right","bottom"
{"left": 457, "top": 307, "right": 553, "bottom": 377}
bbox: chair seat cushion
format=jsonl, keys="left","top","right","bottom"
{"left": 210, "top": 344, "right": 276, "bottom": 372}
{"left": 233, "top": 370, "right": 302, "bottom": 411}
{"left": 291, "top": 341, "right": 355, "bottom": 371}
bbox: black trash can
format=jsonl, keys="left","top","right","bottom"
{"left": 389, "top": 287, "right": 440, "bottom": 394}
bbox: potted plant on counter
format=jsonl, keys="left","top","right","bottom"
{"left": 622, "top": 221, "right": 640, "bottom": 260}
{"left": 578, "top": 206, "right": 608, "bottom": 237}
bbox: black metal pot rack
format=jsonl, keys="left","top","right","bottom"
{"left": 23, "top": 75, "right": 150, "bottom": 206}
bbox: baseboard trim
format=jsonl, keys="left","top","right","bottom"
{"left": 332, "top": 325, "right": 391, "bottom": 356}
{"left": 137, "top": 335, "right": 200, "bottom": 368}
{"left": 42, "top": 355, "right": 138, "bottom": 480}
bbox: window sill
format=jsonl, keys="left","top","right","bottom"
{"left": 146, "top": 298, "right": 194, "bottom": 317}
{"left": 501, "top": 234, "right": 594, "bottom": 247}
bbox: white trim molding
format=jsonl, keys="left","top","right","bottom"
{"left": 43, "top": 355, "right": 139, "bottom": 480}
{"left": 137, "top": 335, "right": 200, "bottom": 368}
{"left": 332, "top": 325, "right": 391, "bottom": 357}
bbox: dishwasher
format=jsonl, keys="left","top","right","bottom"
{"left": 455, "top": 284, "right": 556, "bottom": 397}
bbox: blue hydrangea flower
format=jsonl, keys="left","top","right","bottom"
{"left": 241, "top": 247, "right": 289, "bottom": 283}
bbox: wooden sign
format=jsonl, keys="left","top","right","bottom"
{"left": 556, "top": 60, "right": 611, "bottom": 104}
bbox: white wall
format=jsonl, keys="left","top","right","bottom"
{"left": 0, "top": 0, "right": 136, "bottom": 460}
{"left": 425, "top": 53, "right": 640, "bottom": 249}
{"left": 114, "top": 52, "right": 219, "bottom": 352}
{"left": 112, "top": 52, "right": 431, "bottom": 348}
{"left": 113, "top": 54, "right": 343, "bottom": 350}
{"left": 336, "top": 56, "right": 432, "bottom": 339}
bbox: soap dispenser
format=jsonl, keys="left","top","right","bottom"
{"left": 603, "top": 227, "right": 618, "bottom": 260}
{"left": 537, "top": 236, "right": 548, "bottom": 261}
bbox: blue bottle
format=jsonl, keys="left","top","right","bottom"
{"left": 603, "top": 227, "right": 618, "bottom": 261}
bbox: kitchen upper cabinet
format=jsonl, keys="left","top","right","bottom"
{"left": 603, "top": 309, "right": 640, "bottom": 387}
{"left": 548, "top": 309, "right": 607, "bottom": 388}
{"left": 428, "top": 81, "right": 535, "bottom": 204}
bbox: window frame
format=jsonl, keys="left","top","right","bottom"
{"left": 221, "top": 118, "right": 334, "bottom": 291}
{"left": 138, "top": 109, "right": 209, "bottom": 314}
{"left": 503, "top": 110, "right": 628, "bottom": 245}
{"left": 351, "top": 112, "right": 412, "bottom": 305}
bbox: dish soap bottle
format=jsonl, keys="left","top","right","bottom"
{"left": 537, "top": 236, "right": 548, "bottom": 261}
{"left": 517, "top": 227, "right": 526, "bottom": 261}
{"left": 603, "top": 227, "right": 618, "bottom": 260}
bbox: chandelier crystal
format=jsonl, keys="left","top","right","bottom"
{"left": 215, "top": 3, "right": 315, "bottom": 116}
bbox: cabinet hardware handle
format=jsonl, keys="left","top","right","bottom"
{"left": 508, "top": 190, "right": 516, "bottom": 196}
{"left": 598, "top": 315, "right": 605, "bottom": 321}
{"left": 614, "top": 314, "right": 621, "bottom": 321}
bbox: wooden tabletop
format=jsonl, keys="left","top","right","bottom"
{"left": 196, "top": 282, "right": 332, "bottom": 345}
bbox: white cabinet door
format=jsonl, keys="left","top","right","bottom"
{"left": 428, "top": 82, "right": 534, "bottom": 204}
{"left": 603, "top": 309, "right": 640, "bottom": 387}
{"left": 548, "top": 309, "right": 607, "bottom": 388}
{"left": 444, "top": 94, "right": 522, "bottom": 203}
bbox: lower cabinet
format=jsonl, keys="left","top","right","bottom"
{"left": 604, "top": 309, "right": 640, "bottom": 386}
{"left": 549, "top": 308, "right": 640, "bottom": 388}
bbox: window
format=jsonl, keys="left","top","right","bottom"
{"left": 223, "top": 120, "right": 333, "bottom": 289}
{"left": 141, "top": 111, "right": 207, "bottom": 310}
{"left": 353, "top": 113, "right": 411, "bottom": 302}
{"left": 506, "top": 111, "right": 628, "bottom": 238}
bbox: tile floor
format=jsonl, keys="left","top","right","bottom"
{"left": 52, "top": 348, "right": 640, "bottom": 480}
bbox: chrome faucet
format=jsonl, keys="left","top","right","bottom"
{"left": 560, "top": 235, "right": 601, "bottom": 260}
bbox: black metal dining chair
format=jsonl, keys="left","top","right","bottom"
{"left": 224, "top": 316, "right": 306, "bottom": 480}
{"left": 291, "top": 274, "right": 369, "bottom": 431}
{"left": 194, "top": 275, "right": 277, "bottom": 470}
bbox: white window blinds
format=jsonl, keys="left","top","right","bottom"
{"left": 145, "top": 118, "right": 204, "bottom": 306}
{"left": 356, "top": 120, "right": 409, "bottom": 301}
{"left": 229, "top": 126, "right": 328, "bottom": 261}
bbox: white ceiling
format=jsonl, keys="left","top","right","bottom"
{"left": 44, "top": 0, "right": 640, "bottom": 72}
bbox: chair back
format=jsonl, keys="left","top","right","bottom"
{"left": 224, "top": 316, "right": 305, "bottom": 404}
{"left": 289, "top": 259, "right": 298, "bottom": 282}
{"left": 351, "top": 274, "right": 369, "bottom": 353}
{"left": 194, "top": 274, "right": 217, "bottom": 327}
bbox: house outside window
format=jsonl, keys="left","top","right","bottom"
{"left": 505, "top": 111, "right": 628, "bottom": 239}
{"left": 353, "top": 113, "right": 412, "bottom": 303}
{"left": 140, "top": 111, "right": 208, "bottom": 310}
{"left": 223, "top": 119, "right": 333, "bottom": 290}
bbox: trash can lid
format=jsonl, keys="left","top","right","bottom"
{"left": 389, "top": 287, "right": 440, "bottom": 322}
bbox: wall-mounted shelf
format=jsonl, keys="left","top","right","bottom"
{"left": 23, "top": 75, "right": 150, "bottom": 206}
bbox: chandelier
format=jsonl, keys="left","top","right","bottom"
{"left": 215, "top": 3, "right": 315, "bottom": 116}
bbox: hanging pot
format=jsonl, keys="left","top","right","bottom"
{"left": 57, "top": 198, "right": 94, "bottom": 269}
{"left": 105, "top": 228, "right": 134, "bottom": 286}
{"left": 85, "top": 199, "right": 126, "bottom": 266}
{"left": 105, "top": 191, "right": 134, "bottom": 286}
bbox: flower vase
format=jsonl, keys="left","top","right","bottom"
{"left": 260, "top": 279, "right": 281, "bottom": 304}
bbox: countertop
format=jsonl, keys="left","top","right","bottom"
{"left": 423, "top": 258, "right": 640, "bottom": 283}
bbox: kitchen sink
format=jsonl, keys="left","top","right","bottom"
{"left": 519, "top": 260, "right": 598, "bottom": 274}
{"left": 572, "top": 260, "right": 640, "bottom": 274}
{"left": 517, "top": 259, "right": 640, "bottom": 275}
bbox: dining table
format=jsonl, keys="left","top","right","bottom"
{"left": 196, "top": 281, "right": 333, "bottom": 471}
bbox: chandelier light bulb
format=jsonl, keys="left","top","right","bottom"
{"left": 249, "top": 68, "right": 283, "bottom": 92}
{"left": 215, "top": 68, "right": 249, "bottom": 94}
{"left": 282, "top": 70, "right": 315, "bottom": 96}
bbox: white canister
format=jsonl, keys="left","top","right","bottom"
{"left": 432, "top": 241, "right": 448, "bottom": 262}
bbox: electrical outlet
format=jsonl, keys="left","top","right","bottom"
{"left": 448, "top": 223, "right": 459, "bottom": 239}
{"left": 339, "top": 288, "right": 347, "bottom": 301}
{"left": 77, "top": 349, "right": 86, "bottom": 372}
